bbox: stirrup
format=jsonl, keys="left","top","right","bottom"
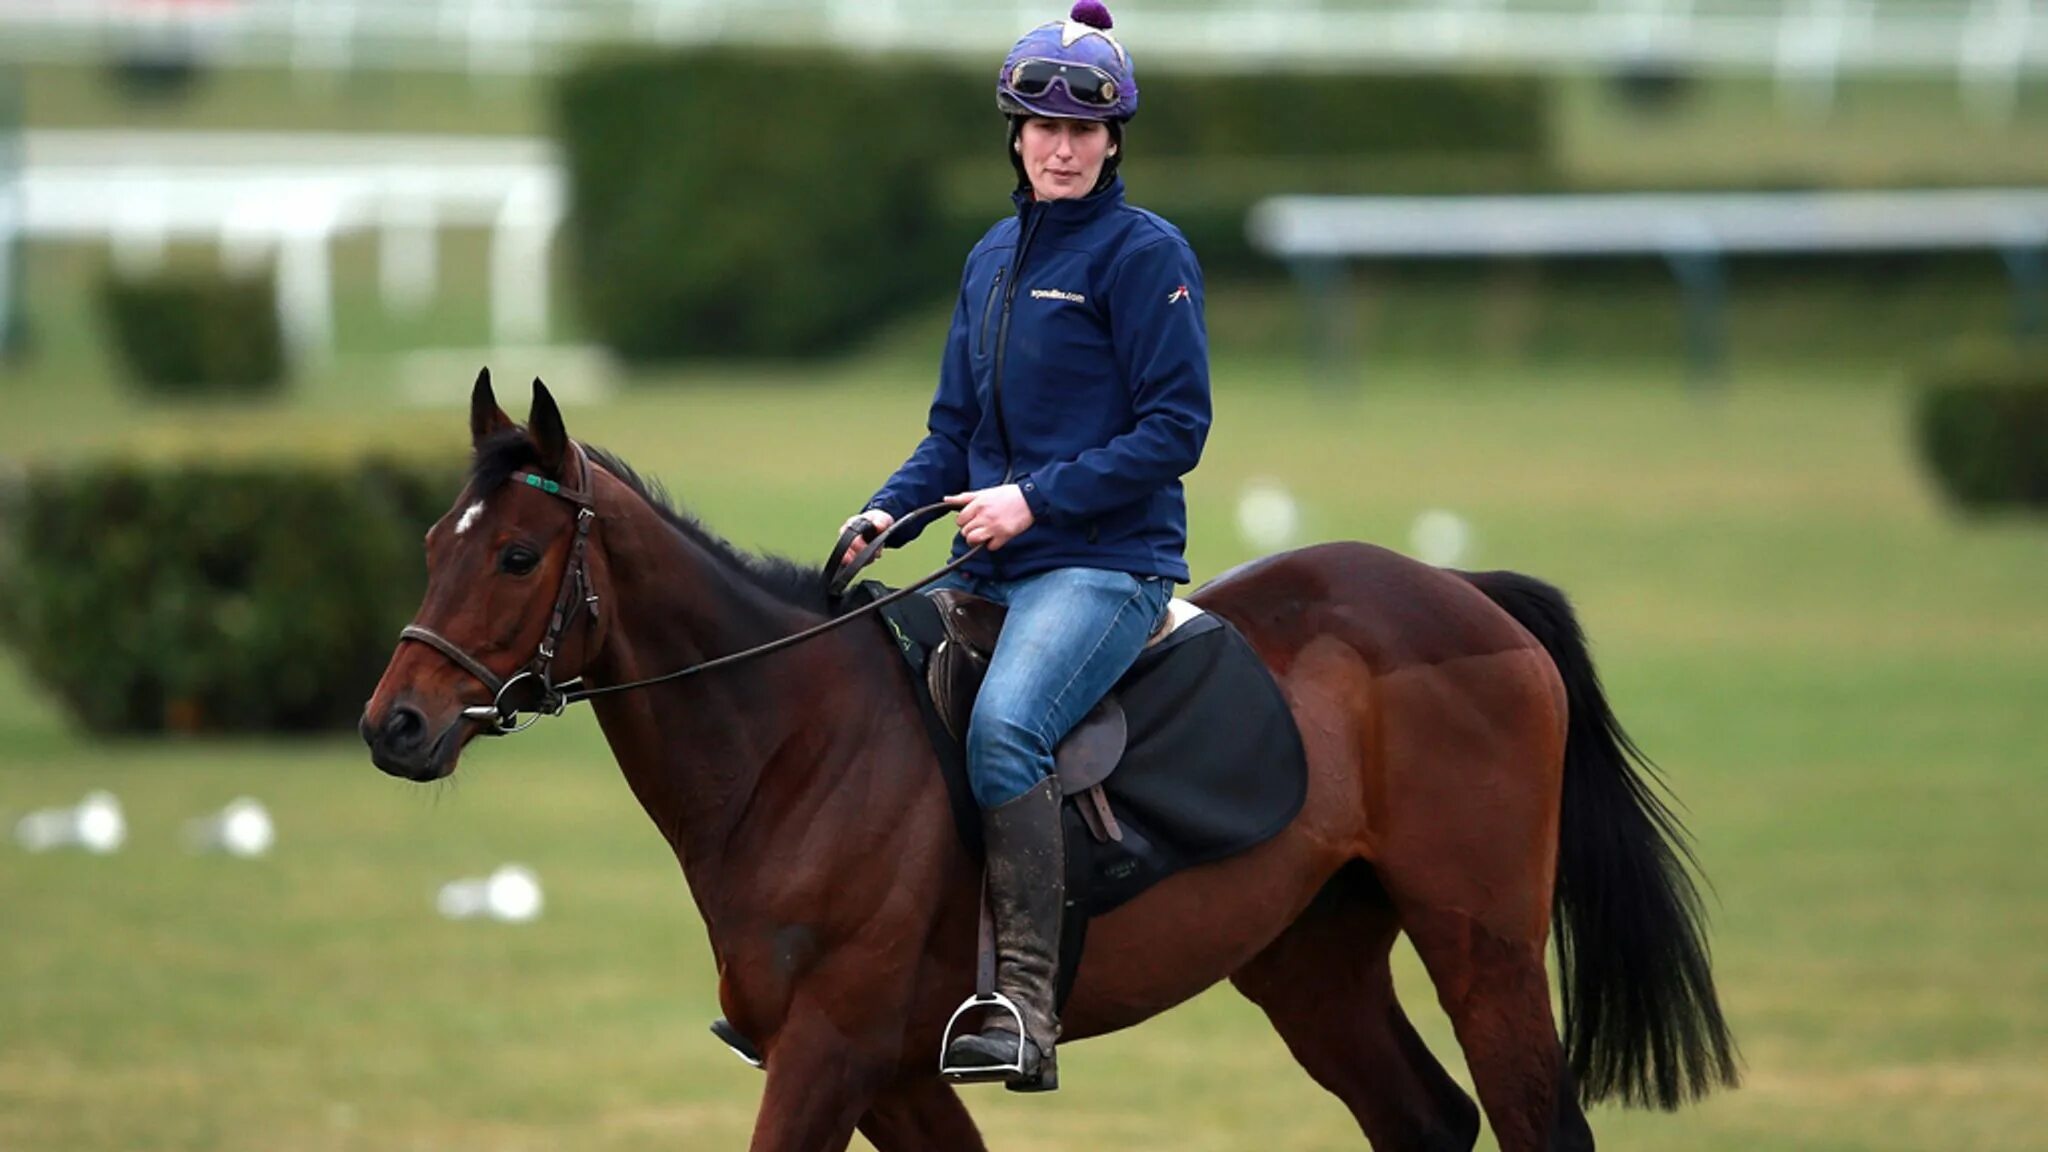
{"left": 709, "top": 1018, "right": 764, "bottom": 1070}
{"left": 938, "top": 991, "right": 1029, "bottom": 1081}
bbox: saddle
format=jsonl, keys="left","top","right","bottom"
{"left": 924, "top": 588, "right": 1203, "bottom": 847}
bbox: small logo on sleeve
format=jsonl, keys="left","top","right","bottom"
{"left": 1166, "top": 284, "right": 1191, "bottom": 304}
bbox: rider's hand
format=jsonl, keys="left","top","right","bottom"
{"left": 839, "top": 510, "right": 894, "bottom": 569}
{"left": 947, "top": 485, "right": 1034, "bottom": 552}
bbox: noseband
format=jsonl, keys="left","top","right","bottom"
{"left": 397, "top": 441, "right": 976, "bottom": 735}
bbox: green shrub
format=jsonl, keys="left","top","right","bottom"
{"left": 553, "top": 48, "right": 1550, "bottom": 361}
{"left": 1914, "top": 353, "right": 2048, "bottom": 511}
{"left": 555, "top": 49, "right": 953, "bottom": 363}
{"left": 99, "top": 268, "right": 287, "bottom": 395}
{"left": 0, "top": 458, "right": 461, "bottom": 734}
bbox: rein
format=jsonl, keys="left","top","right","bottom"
{"left": 398, "top": 443, "right": 978, "bottom": 734}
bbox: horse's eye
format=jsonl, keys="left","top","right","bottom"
{"left": 499, "top": 545, "right": 541, "bottom": 576}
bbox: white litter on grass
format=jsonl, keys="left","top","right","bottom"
{"left": 14, "top": 790, "right": 126, "bottom": 854}
{"left": 184, "top": 798, "right": 276, "bottom": 859}
{"left": 1235, "top": 478, "right": 1302, "bottom": 552}
{"left": 1409, "top": 509, "right": 1475, "bottom": 568}
{"left": 437, "top": 864, "right": 544, "bottom": 923}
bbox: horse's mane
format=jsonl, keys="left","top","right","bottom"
{"left": 469, "top": 431, "right": 840, "bottom": 617}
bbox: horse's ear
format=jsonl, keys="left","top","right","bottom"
{"left": 527, "top": 377, "right": 569, "bottom": 475}
{"left": 470, "top": 367, "right": 514, "bottom": 445}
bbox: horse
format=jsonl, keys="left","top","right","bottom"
{"left": 362, "top": 373, "right": 1737, "bottom": 1152}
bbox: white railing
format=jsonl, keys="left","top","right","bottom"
{"left": 1251, "top": 189, "right": 2048, "bottom": 257}
{"left": 13, "top": 130, "right": 562, "bottom": 354}
{"left": 0, "top": 0, "right": 2043, "bottom": 90}
{"left": 1248, "top": 188, "right": 2048, "bottom": 381}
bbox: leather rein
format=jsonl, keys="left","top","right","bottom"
{"left": 398, "top": 442, "right": 977, "bottom": 735}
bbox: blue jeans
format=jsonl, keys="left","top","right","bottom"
{"left": 931, "top": 567, "right": 1173, "bottom": 809}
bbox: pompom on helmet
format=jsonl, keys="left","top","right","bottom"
{"left": 997, "top": 0, "right": 1139, "bottom": 124}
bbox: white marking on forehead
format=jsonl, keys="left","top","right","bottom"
{"left": 455, "top": 500, "right": 486, "bottom": 536}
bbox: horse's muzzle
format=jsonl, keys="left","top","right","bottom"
{"left": 361, "top": 703, "right": 460, "bottom": 782}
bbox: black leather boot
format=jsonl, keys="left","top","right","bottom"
{"left": 942, "top": 776, "right": 1064, "bottom": 1092}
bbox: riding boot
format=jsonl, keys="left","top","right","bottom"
{"left": 943, "top": 775, "right": 1065, "bottom": 1092}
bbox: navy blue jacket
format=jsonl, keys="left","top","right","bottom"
{"left": 866, "top": 177, "right": 1211, "bottom": 583}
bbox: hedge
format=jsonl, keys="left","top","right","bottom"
{"left": 0, "top": 458, "right": 463, "bottom": 734}
{"left": 99, "top": 268, "right": 287, "bottom": 396}
{"left": 554, "top": 48, "right": 1549, "bottom": 362}
{"left": 1914, "top": 353, "right": 2048, "bottom": 511}
{"left": 555, "top": 49, "right": 951, "bottom": 363}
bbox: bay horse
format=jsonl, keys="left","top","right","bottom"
{"left": 362, "top": 375, "right": 1737, "bottom": 1151}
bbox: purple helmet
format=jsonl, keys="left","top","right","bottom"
{"left": 997, "top": 1, "right": 1139, "bottom": 123}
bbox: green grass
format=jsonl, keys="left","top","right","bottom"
{"left": 4, "top": 233, "right": 2028, "bottom": 428}
{"left": 2, "top": 332, "right": 2045, "bottom": 1149}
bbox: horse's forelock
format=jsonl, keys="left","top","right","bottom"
{"left": 469, "top": 428, "right": 543, "bottom": 499}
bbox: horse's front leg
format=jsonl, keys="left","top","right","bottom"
{"left": 858, "top": 1076, "right": 988, "bottom": 1152}
{"left": 748, "top": 997, "right": 899, "bottom": 1152}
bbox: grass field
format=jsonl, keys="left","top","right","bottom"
{"left": 2, "top": 326, "right": 2045, "bottom": 1150}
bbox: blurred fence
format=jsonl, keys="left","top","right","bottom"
{"left": 1251, "top": 188, "right": 2048, "bottom": 381}
{"left": 0, "top": 0, "right": 2045, "bottom": 99}
{"left": 16, "top": 130, "right": 561, "bottom": 353}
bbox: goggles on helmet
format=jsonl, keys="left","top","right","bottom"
{"left": 1006, "top": 58, "right": 1121, "bottom": 108}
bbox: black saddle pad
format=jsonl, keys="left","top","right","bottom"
{"left": 865, "top": 583, "right": 1309, "bottom": 918}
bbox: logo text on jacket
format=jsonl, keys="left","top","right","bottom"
{"left": 1030, "top": 288, "right": 1088, "bottom": 304}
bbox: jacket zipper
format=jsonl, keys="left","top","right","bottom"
{"left": 980, "top": 205, "right": 1045, "bottom": 579}
{"left": 976, "top": 268, "right": 1003, "bottom": 359}
{"left": 991, "top": 205, "right": 1043, "bottom": 484}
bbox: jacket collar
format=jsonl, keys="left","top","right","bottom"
{"left": 1012, "top": 176, "right": 1125, "bottom": 232}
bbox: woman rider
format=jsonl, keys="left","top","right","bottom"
{"left": 843, "top": 0, "right": 1211, "bottom": 1091}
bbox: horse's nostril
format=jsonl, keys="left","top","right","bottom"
{"left": 383, "top": 705, "right": 429, "bottom": 752}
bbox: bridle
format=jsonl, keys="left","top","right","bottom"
{"left": 397, "top": 441, "right": 977, "bottom": 735}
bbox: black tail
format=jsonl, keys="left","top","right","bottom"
{"left": 1463, "top": 569, "right": 1739, "bottom": 1110}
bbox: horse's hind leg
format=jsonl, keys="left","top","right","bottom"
{"left": 1374, "top": 655, "right": 1595, "bottom": 1152}
{"left": 1230, "top": 864, "right": 1481, "bottom": 1151}
{"left": 856, "top": 1078, "right": 988, "bottom": 1152}
{"left": 1392, "top": 893, "right": 1594, "bottom": 1152}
